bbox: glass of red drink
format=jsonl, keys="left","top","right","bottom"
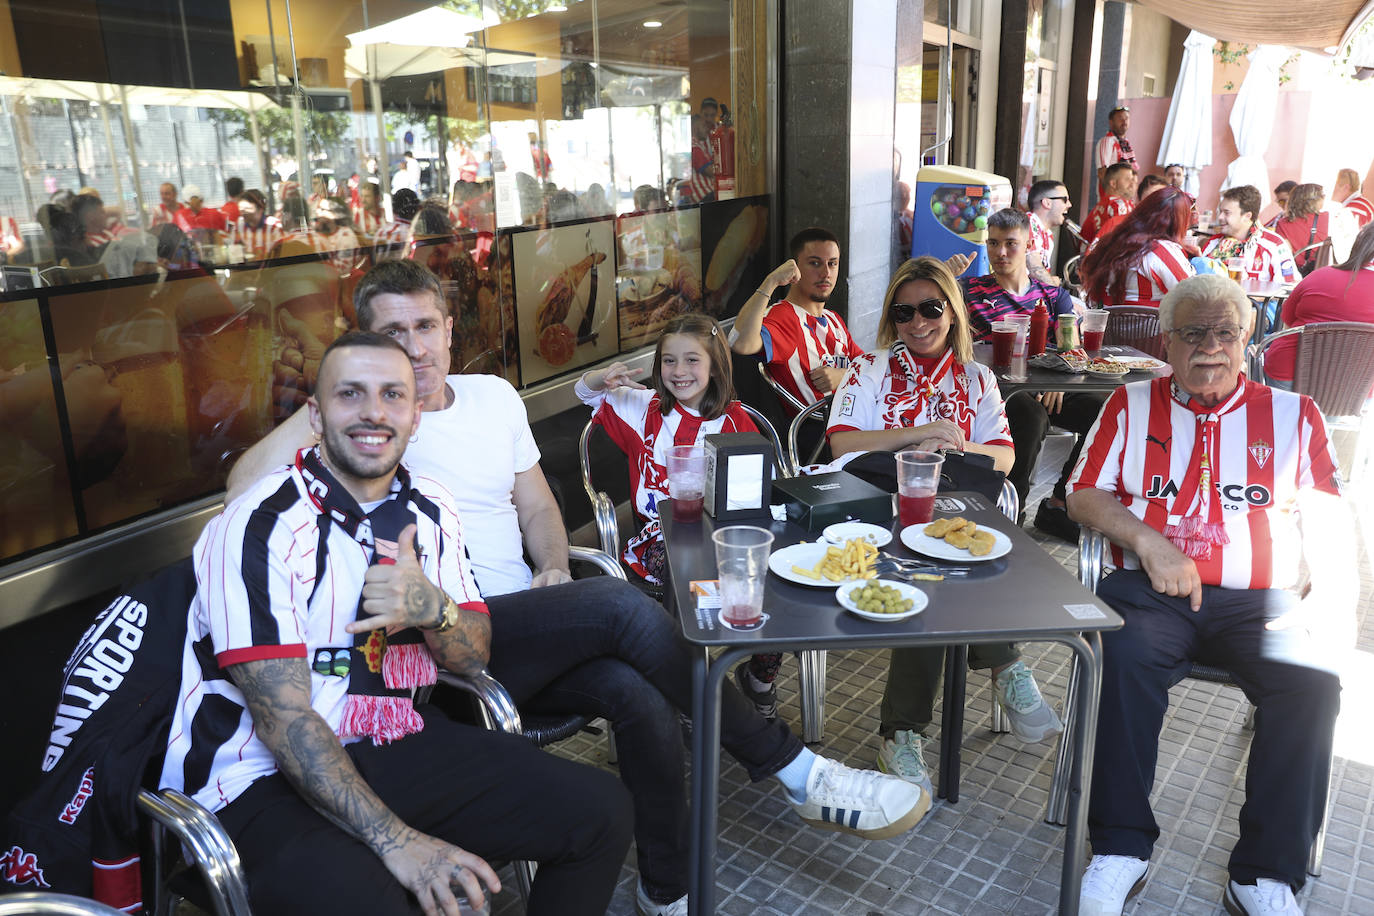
{"left": 711, "top": 526, "right": 774, "bottom": 628}
{"left": 990, "top": 321, "right": 1015, "bottom": 367}
{"left": 896, "top": 450, "right": 944, "bottom": 527}
{"left": 1081, "top": 310, "right": 1109, "bottom": 353}
{"left": 666, "top": 444, "right": 707, "bottom": 522}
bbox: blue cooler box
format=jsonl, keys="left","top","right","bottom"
{"left": 912, "top": 165, "right": 1012, "bottom": 276}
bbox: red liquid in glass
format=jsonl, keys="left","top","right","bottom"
{"left": 672, "top": 495, "right": 705, "bottom": 522}
{"left": 724, "top": 604, "right": 762, "bottom": 627}
{"left": 899, "top": 490, "right": 937, "bottom": 527}
{"left": 1083, "top": 329, "right": 1105, "bottom": 352}
{"left": 990, "top": 328, "right": 1015, "bottom": 366}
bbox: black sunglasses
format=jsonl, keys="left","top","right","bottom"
{"left": 891, "top": 299, "right": 946, "bottom": 323}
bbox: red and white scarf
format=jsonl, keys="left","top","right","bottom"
{"left": 1162, "top": 379, "right": 1247, "bottom": 559}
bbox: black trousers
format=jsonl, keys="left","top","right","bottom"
{"left": 216, "top": 705, "right": 634, "bottom": 916}
{"left": 1004, "top": 391, "right": 1108, "bottom": 510}
{"left": 1089, "top": 571, "right": 1340, "bottom": 889}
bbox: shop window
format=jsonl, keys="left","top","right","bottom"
{"left": 0, "top": 0, "right": 775, "bottom": 563}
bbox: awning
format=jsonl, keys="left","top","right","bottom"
{"left": 0, "top": 76, "right": 279, "bottom": 112}
{"left": 1138, "top": 0, "right": 1374, "bottom": 55}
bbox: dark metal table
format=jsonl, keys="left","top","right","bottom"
{"left": 973, "top": 342, "right": 1170, "bottom": 397}
{"left": 664, "top": 492, "right": 1124, "bottom": 916}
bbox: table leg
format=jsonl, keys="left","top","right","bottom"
{"left": 1057, "top": 631, "right": 1103, "bottom": 916}
{"left": 938, "top": 645, "right": 968, "bottom": 802}
{"left": 689, "top": 646, "right": 748, "bottom": 916}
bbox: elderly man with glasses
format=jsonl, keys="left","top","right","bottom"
{"left": 1066, "top": 273, "right": 1354, "bottom": 916}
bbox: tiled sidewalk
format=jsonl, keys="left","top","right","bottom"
{"left": 494, "top": 434, "right": 1374, "bottom": 915}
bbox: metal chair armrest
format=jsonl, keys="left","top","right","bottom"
{"left": 579, "top": 419, "right": 622, "bottom": 557}
{"left": 0, "top": 893, "right": 132, "bottom": 915}
{"left": 137, "top": 788, "right": 253, "bottom": 916}
{"left": 1076, "top": 527, "right": 1107, "bottom": 591}
{"left": 568, "top": 544, "right": 629, "bottom": 581}
{"left": 786, "top": 398, "right": 831, "bottom": 475}
{"left": 435, "top": 669, "right": 523, "bottom": 735}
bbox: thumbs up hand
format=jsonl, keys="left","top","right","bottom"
{"left": 349, "top": 524, "right": 443, "bottom": 634}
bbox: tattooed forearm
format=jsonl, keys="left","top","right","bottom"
{"left": 404, "top": 577, "right": 441, "bottom": 628}
{"left": 231, "top": 657, "right": 410, "bottom": 856}
{"left": 423, "top": 605, "right": 490, "bottom": 677}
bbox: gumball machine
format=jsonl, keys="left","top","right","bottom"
{"left": 912, "top": 165, "right": 1012, "bottom": 276}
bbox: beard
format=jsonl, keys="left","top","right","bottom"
{"left": 319, "top": 422, "right": 405, "bottom": 485}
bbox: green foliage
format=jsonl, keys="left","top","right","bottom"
{"left": 208, "top": 104, "right": 353, "bottom": 156}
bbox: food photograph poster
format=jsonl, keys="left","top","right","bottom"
{"left": 614, "top": 208, "right": 703, "bottom": 350}
{"left": 513, "top": 220, "right": 619, "bottom": 386}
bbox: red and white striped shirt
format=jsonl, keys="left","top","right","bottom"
{"left": 1096, "top": 133, "right": 1138, "bottom": 172}
{"left": 1106, "top": 239, "right": 1195, "bottom": 308}
{"left": 353, "top": 207, "right": 384, "bottom": 238}
{"left": 827, "top": 346, "right": 1013, "bottom": 451}
{"left": 576, "top": 382, "right": 755, "bottom": 579}
{"left": 373, "top": 219, "right": 411, "bottom": 258}
{"left": 760, "top": 300, "right": 865, "bottom": 409}
{"left": 1068, "top": 375, "right": 1340, "bottom": 589}
{"left": 229, "top": 220, "right": 285, "bottom": 261}
{"left": 149, "top": 202, "right": 183, "bottom": 227}
{"left": 1201, "top": 226, "right": 1296, "bottom": 283}
{"left": 1342, "top": 194, "right": 1374, "bottom": 229}
{"left": 1027, "top": 211, "right": 1054, "bottom": 273}
{"left": 1081, "top": 195, "right": 1134, "bottom": 243}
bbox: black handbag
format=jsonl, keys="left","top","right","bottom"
{"left": 841, "top": 449, "right": 1006, "bottom": 504}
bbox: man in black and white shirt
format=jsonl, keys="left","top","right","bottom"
{"left": 160, "top": 331, "right": 632, "bottom": 916}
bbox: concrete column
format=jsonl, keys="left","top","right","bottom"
{"left": 782, "top": 0, "right": 900, "bottom": 350}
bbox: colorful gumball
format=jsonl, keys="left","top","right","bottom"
{"left": 973, "top": 215, "right": 988, "bottom": 229}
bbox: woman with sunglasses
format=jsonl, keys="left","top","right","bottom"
{"left": 827, "top": 256, "right": 1062, "bottom": 794}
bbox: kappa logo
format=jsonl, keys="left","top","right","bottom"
{"left": 1249, "top": 439, "right": 1273, "bottom": 469}
{"left": 0, "top": 845, "right": 51, "bottom": 888}
{"left": 58, "top": 766, "right": 95, "bottom": 825}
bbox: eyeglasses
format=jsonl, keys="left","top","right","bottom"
{"left": 1044, "top": 196, "right": 1071, "bottom": 203}
{"left": 891, "top": 299, "right": 946, "bottom": 323}
{"left": 1169, "top": 325, "right": 1244, "bottom": 345}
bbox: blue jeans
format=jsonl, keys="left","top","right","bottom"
{"left": 484, "top": 577, "right": 804, "bottom": 904}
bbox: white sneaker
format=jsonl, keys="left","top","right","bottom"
{"left": 790, "top": 755, "right": 930, "bottom": 840}
{"left": 1224, "top": 879, "right": 1303, "bottom": 915}
{"left": 876, "top": 729, "right": 933, "bottom": 796}
{"left": 994, "top": 661, "right": 1064, "bottom": 743}
{"left": 636, "top": 882, "right": 688, "bottom": 916}
{"left": 1079, "top": 854, "right": 1149, "bottom": 915}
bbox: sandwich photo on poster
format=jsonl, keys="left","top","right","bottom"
{"left": 513, "top": 220, "right": 619, "bottom": 385}
{"left": 698, "top": 196, "right": 769, "bottom": 320}
{"left": 615, "top": 208, "right": 703, "bottom": 350}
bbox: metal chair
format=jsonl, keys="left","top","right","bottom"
{"left": 139, "top": 787, "right": 253, "bottom": 916}
{"left": 1256, "top": 321, "right": 1374, "bottom": 480}
{"left": 757, "top": 362, "right": 831, "bottom": 469}
{"left": 1293, "top": 238, "right": 1334, "bottom": 275}
{"left": 1103, "top": 305, "right": 1166, "bottom": 359}
{"left": 0, "top": 893, "right": 131, "bottom": 915}
{"left": 1044, "top": 528, "right": 1330, "bottom": 876}
{"left": 1063, "top": 254, "right": 1084, "bottom": 299}
{"left": 786, "top": 398, "right": 830, "bottom": 475}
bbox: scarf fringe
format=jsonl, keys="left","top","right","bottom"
{"left": 382, "top": 641, "right": 437, "bottom": 689}
{"left": 338, "top": 695, "right": 425, "bottom": 745}
{"left": 1165, "top": 518, "right": 1231, "bottom": 560}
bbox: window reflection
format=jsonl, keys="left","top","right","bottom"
{"left": 0, "top": 0, "right": 774, "bottom": 562}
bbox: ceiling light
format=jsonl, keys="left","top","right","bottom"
{"left": 643, "top": 19, "right": 663, "bottom": 28}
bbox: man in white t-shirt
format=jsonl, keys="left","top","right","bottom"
{"left": 226, "top": 260, "right": 930, "bottom": 916}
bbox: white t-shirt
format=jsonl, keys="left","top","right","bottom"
{"left": 404, "top": 374, "right": 542, "bottom": 596}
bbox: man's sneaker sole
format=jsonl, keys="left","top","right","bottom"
{"left": 797, "top": 788, "right": 931, "bottom": 841}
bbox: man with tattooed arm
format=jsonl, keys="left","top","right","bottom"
{"left": 158, "top": 331, "right": 632, "bottom": 916}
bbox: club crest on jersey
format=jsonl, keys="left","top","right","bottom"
{"left": 1248, "top": 439, "right": 1272, "bottom": 469}
{"left": 0, "top": 845, "right": 50, "bottom": 888}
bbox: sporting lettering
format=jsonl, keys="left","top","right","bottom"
{"left": 44, "top": 599, "right": 149, "bottom": 771}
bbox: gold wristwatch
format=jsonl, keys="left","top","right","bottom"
{"left": 432, "top": 595, "right": 460, "bottom": 633}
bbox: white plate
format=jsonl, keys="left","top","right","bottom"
{"left": 835, "top": 580, "right": 928, "bottom": 621}
{"left": 769, "top": 542, "right": 871, "bottom": 587}
{"left": 822, "top": 521, "right": 893, "bottom": 548}
{"left": 1107, "top": 355, "right": 1166, "bottom": 371}
{"left": 899, "top": 523, "right": 1013, "bottom": 562}
{"left": 1086, "top": 367, "right": 1131, "bottom": 378}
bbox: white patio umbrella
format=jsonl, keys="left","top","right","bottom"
{"left": 1222, "top": 44, "right": 1289, "bottom": 205}
{"left": 343, "top": 4, "right": 503, "bottom": 82}
{"left": 1157, "top": 30, "right": 1215, "bottom": 197}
